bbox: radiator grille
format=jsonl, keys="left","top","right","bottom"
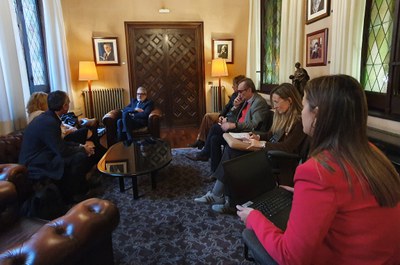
{"left": 211, "top": 86, "right": 225, "bottom": 112}
{"left": 82, "top": 88, "right": 125, "bottom": 121}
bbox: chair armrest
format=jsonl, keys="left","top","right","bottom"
{"left": 266, "top": 150, "right": 301, "bottom": 160}
{"left": 0, "top": 181, "right": 19, "bottom": 231}
{"left": 0, "top": 198, "right": 120, "bottom": 265}
{"left": 102, "top": 109, "right": 122, "bottom": 147}
{"left": 79, "top": 118, "right": 99, "bottom": 128}
{"left": 148, "top": 108, "right": 163, "bottom": 138}
{"left": 0, "top": 164, "right": 32, "bottom": 203}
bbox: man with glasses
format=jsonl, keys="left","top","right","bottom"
{"left": 117, "top": 86, "right": 154, "bottom": 146}
{"left": 186, "top": 78, "right": 271, "bottom": 175}
{"left": 188, "top": 75, "right": 246, "bottom": 149}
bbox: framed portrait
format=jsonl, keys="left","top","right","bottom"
{"left": 306, "top": 0, "right": 330, "bottom": 24}
{"left": 212, "top": 39, "right": 234, "bottom": 64}
{"left": 92, "top": 37, "right": 120, "bottom": 65}
{"left": 306, "top": 28, "right": 328, "bottom": 67}
{"left": 105, "top": 160, "right": 128, "bottom": 174}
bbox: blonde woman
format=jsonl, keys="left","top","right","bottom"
{"left": 195, "top": 83, "right": 307, "bottom": 213}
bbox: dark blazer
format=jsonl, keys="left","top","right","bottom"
{"left": 122, "top": 98, "right": 154, "bottom": 126}
{"left": 235, "top": 93, "right": 271, "bottom": 132}
{"left": 19, "top": 110, "right": 83, "bottom": 180}
{"left": 102, "top": 52, "right": 115, "bottom": 61}
{"left": 220, "top": 92, "right": 238, "bottom": 117}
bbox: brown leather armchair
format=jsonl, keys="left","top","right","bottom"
{"left": 0, "top": 179, "right": 120, "bottom": 265}
{"left": 102, "top": 108, "right": 163, "bottom": 148}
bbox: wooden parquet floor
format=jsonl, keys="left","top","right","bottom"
{"left": 160, "top": 126, "right": 198, "bottom": 148}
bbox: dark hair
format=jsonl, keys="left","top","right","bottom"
{"left": 47, "top": 90, "right": 68, "bottom": 111}
{"left": 233, "top": 75, "right": 246, "bottom": 86}
{"left": 304, "top": 75, "right": 400, "bottom": 207}
{"left": 238, "top": 78, "right": 256, "bottom": 92}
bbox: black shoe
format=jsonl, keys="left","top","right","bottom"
{"left": 187, "top": 140, "right": 205, "bottom": 150}
{"left": 203, "top": 176, "right": 217, "bottom": 183}
{"left": 185, "top": 153, "right": 209, "bottom": 162}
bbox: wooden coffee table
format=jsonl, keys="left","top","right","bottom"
{"left": 98, "top": 138, "right": 172, "bottom": 199}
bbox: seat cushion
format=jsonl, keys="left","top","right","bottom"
{"left": 0, "top": 218, "right": 47, "bottom": 253}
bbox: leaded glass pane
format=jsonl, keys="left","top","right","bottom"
{"left": 21, "top": 0, "right": 47, "bottom": 86}
{"left": 362, "top": 0, "right": 394, "bottom": 93}
{"left": 262, "top": 0, "right": 281, "bottom": 84}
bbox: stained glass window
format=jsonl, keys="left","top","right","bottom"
{"left": 361, "top": 0, "right": 395, "bottom": 93}
{"left": 13, "top": 0, "right": 49, "bottom": 93}
{"left": 262, "top": 0, "right": 281, "bottom": 85}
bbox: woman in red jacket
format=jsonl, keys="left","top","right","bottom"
{"left": 237, "top": 75, "right": 400, "bottom": 265}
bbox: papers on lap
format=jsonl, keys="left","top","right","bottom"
{"left": 228, "top": 132, "right": 251, "bottom": 140}
{"left": 224, "top": 133, "right": 260, "bottom": 151}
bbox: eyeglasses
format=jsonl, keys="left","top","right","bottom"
{"left": 137, "top": 93, "right": 146, "bottom": 95}
{"left": 238, "top": 88, "right": 248, "bottom": 93}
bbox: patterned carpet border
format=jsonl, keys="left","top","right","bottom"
{"left": 100, "top": 148, "right": 253, "bottom": 265}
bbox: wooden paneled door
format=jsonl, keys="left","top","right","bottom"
{"left": 125, "top": 22, "right": 205, "bottom": 128}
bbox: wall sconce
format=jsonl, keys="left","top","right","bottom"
{"left": 211, "top": 58, "right": 229, "bottom": 111}
{"left": 79, "top": 61, "right": 98, "bottom": 118}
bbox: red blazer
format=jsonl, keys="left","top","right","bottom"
{"left": 246, "top": 152, "right": 400, "bottom": 265}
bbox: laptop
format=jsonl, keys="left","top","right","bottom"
{"left": 223, "top": 150, "right": 293, "bottom": 230}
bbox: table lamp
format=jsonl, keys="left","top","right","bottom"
{"left": 211, "top": 58, "right": 229, "bottom": 111}
{"left": 79, "top": 61, "right": 98, "bottom": 118}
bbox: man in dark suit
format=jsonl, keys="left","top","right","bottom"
{"left": 188, "top": 75, "right": 246, "bottom": 149}
{"left": 19, "top": 90, "right": 96, "bottom": 203}
{"left": 186, "top": 78, "right": 271, "bottom": 172}
{"left": 117, "top": 86, "right": 154, "bottom": 146}
{"left": 101, "top": 43, "right": 115, "bottom": 61}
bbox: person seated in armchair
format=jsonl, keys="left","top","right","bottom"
{"left": 194, "top": 83, "right": 307, "bottom": 214}
{"left": 19, "top": 91, "right": 98, "bottom": 208}
{"left": 188, "top": 75, "right": 246, "bottom": 149}
{"left": 117, "top": 86, "right": 154, "bottom": 146}
{"left": 26, "top": 92, "right": 106, "bottom": 160}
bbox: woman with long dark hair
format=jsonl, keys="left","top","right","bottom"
{"left": 237, "top": 75, "right": 400, "bottom": 264}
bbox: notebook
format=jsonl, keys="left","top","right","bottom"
{"left": 223, "top": 150, "right": 293, "bottom": 230}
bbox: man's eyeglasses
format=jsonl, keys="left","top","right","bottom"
{"left": 238, "top": 88, "right": 248, "bottom": 93}
{"left": 137, "top": 93, "right": 146, "bottom": 95}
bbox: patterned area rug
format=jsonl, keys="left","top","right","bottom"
{"left": 100, "top": 148, "right": 254, "bottom": 265}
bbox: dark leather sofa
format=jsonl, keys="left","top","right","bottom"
{"left": 102, "top": 108, "right": 163, "bottom": 148}
{"left": 0, "top": 131, "right": 120, "bottom": 265}
{"left": 0, "top": 179, "right": 120, "bottom": 265}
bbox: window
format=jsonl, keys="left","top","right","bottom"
{"left": 260, "top": 0, "right": 282, "bottom": 93}
{"left": 361, "top": 0, "right": 400, "bottom": 118}
{"left": 13, "top": 0, "right": 49, "bottom": 94}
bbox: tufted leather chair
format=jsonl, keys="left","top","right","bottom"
{"left": 102, "top": 108, "right": 163, "bottom": 148}
{"left": 0, "top": 180, "right": 120, "bottom": 265}
{"left": 0, "top": 131, "right": 23, "bottom": 164}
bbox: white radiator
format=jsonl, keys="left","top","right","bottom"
{"left": 82, "top": 88, "right": 125, "bottom": 121}
{"left": 211, "top": 85, "right": 225, "bottom": 112}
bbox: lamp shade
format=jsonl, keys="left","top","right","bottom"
{"left": 211, "top": 58, "right": 228, "bottom": 77}
{"left": 79, "top": 61, "right": 98, "bottom": 81}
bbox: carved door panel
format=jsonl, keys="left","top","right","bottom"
{"left": 125, "top": 22, "right": 205, "bottom": 128}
